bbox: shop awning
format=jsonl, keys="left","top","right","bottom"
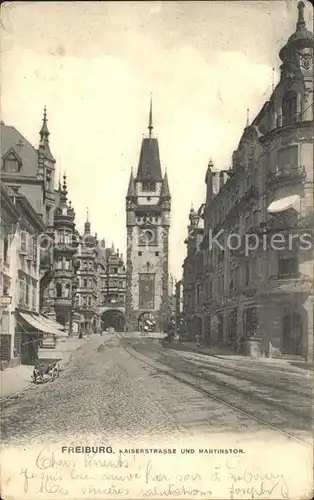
{"left": 267, "top": 195, "right": 300, "bottom": 214}
{"left": 19, "top": 312, "right": 64, "bottom": 336}
{"left": 35, "top": 315, "right": 64, "bottom": 333}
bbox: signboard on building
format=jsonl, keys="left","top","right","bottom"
{"left": 139, "top": 273, "right": 155, "bottom": 310}
{"left": 0, "top": 295, "right": 12, "bottom": 306}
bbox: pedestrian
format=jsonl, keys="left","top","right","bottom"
{"left": 195, "top": 333, "right": 201, "bottom": 353}
{"left": 144, "top": 324, "right": 149, "bottom": 335}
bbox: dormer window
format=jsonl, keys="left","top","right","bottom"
{"left": 2, "top": 149, "right": 22, "bottom": 173}
{"left": 142, "top": 181, "right": 155, "bottom": 191}
{"left": 282, "top": 91, "right": 297, "bottom": 126}
{"left": 46, "top": 170, "right": 52, "bottom": 191}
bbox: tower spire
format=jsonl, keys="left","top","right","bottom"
{"left": 127, "top": 168, "right": 135, "bottom": 198}
{"left": 148, "top": 94, "right": 153, "bottom": 138}
{"left": 84, "top": 207, "right": 91, "bottom": 235}
{"left": 246, "top": 108, "right": 250, "bottom": 127}
{"left": 297, "top": 1, "right": 305, "bottom": 29}
{"left": 40, "top": 106, "right": 50, "bottom": 140}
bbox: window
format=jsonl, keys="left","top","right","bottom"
{"left": 46, "top": 170, "right": 52, "bottom": 191}
{"left": 244, "top": 261, "right": 250, "bottom": 286}
{"left": 282, "top": 91, "right": 297, "bottom": 126}
{"left": 3, "top": 151, "right": 20, "bottom": 173}
{"left": 138, "top": 252, "right": 142, "bottom": 256}
{"left": 88, "top": 296, "right": 92, "bottom": 306}
{"left": 84, "top": 261, "right": 88, "bottom": 269}
{"left": 142, "top": 181, "right": 155, "bottom": 191}
{"left": 278, "top": 256, "right": 298, "bottom": 277}
{"left": 83, "top": 278, "right": 87, "bottom": 287}
{"left": 3, "top": 237, "right": 8, "bottom": 263}
{"left": 32, "top": 286, "right": 36, "bottom": 309}
{"left": 56, "top": 283, "right": 62, "bottom": 298}
{"left": 45, "top": 206, "right": 51, "bottom": 226}
{"left": 89, "top": 278, "right": 92, "bottom": 288}
{"left": 64, "top": 259, "right": 70, "bottom": 270}
{"left": 20, "top": 231, "right": 27, "bottom": 254}
{"left": 155, "top": 252, "right": 159, "bottom": 256}
{"left": 277, "top": 146, "right": 298, "bottom": 172}
{"left": 19, "top": 278, "right": 26, "bottom": 305}
{"left": 113, "top": 267, "right": 118, "bottom": 274}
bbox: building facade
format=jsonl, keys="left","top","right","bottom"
{"left": 75, "top": 214, "right": 100, "bottom": 334}
{"left": 181, "top": 2, "right": 313, "bottom": 360}
{"left": 182, "top": 205, "right": 205, "bottom": 340}
{"left": 0, "top": 182, "right": 47, "bottom": 366}
{"left": 125, "top": 101, "right": 171, "bottom": 332}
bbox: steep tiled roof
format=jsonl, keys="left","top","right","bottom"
{"left": 136, "top": 137, "right": 162, "bottom": 181}
{"left": 1, "top": 123, "right": 38, "bottom": 178}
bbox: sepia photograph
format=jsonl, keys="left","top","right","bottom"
{"left": 0, "top": 1, "right": 313, "bottom": 499}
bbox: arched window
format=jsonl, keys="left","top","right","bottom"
{"left": 56, "top": 283, "right": 62, "bottom": 298}
{"left": 282, "top": 91, "right": 297, "bottom": 126}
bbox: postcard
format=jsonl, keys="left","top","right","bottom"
{"left": 1, "top": 1, "right": 313, "bottom": 499}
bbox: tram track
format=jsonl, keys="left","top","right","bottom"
{"left": 117, "top": 332, "right": 312, "bottom": 447}
{"left": 133, "top": 341, "right": 311, "bottom": 419}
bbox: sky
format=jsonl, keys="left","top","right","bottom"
{"left": 1, "top": 0, "right": 312, "bottom": 280}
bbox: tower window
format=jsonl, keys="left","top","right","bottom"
{"left": 282, "top": 91, "right": 297, "bottom": 126}
{"left": 138, "top": 252, "right": 142, "bottom": 256}
{"left": 56, "top": 283, "right": 62, "bottom": 298}
{"left": 142, "top": 181, "right": 155, "bottom": 191}
{"left": 155, "top": 252, "right": 159, "bottom": 256}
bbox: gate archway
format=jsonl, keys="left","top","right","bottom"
{"left": 138, "top": 312, "right": 156, "bottom": 333}
{"left": 101, "top": 309, "right": 125, "bottom": 332}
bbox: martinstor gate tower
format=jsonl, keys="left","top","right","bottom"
{"left": 125, "top": 100, "right": 171, "bottom": 332}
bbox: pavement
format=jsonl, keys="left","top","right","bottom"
{"left": 0, "top": 335, "right": 90, "bottom": 400}
{"left": 1, "top": 333, "right": 312, "bottom": 447}
{"left": 164, "top": 338, "right": 314, "bottom": 372}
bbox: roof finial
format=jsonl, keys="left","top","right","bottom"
{"left": 148, "top": 94, "right": 153, "bottom": 138}
{"left": 246, "top": 108, "right": 250, "bottom": 127}
{"left": 297, "top": 1, "right": 305, "bottom": 29}
{"left": 40, "top": 105, "right": 50, "bottom": 139}
{"left": 86, "top": 207, "right": 89, "bottom": 222}
{"left": 62, "top": 173, "right": 67, "bottom": 194}
{"left": 272, "top": 68, "right": 275, "bottom": 92}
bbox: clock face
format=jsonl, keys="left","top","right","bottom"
{"left": 139, "top": 228, "right": 157, "bottom": 246}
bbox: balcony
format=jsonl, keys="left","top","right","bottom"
{"left": 101, "top": 301, "right": 125, "bottom": 309}
{"left": 261, "top": 274, "right": 313, "bottom": 296}
{"left": 266, "top": 165, "right": 306, "bottom": 187}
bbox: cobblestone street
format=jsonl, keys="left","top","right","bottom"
{"left": 1, "top": 333, "right": 312, "bottom": 449}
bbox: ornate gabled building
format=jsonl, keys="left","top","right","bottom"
{"left": 1, "top": 108, "right": 57, "bottom": 227}
{"left": 99, "top": 244, "right": 126, "bottom": 331}
{"left": 182, "top": 2, "right": 313, "bottom": 360}
{"left": 75, "top": 212, "right": 100, "bottom": 334}
{"left": 41, "top": 175, "right": 80, "bottom": 328}
{"left": 0, "top": 182, "right": 47, "bottom": 366}
{"left": 125, "top": 100, "right": 171, "bottom": 332}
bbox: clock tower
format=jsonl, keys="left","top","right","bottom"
{"left": 125, "top": 99, "right": 171, "bottom": 332}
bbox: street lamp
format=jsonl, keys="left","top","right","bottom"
{"left": 68, "top": 259, "right": 80, "bottom": 337}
